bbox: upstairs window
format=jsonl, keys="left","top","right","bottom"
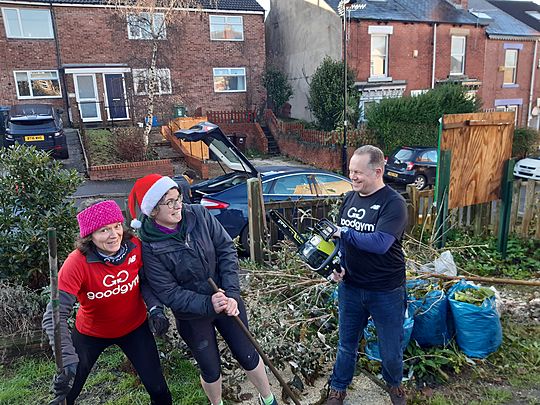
{"left": 2, "top": 8, "right": 54, "bottom": 39}
{"left": 209, "top": 15, "right": 244, "bottom": 41}
{"left": 503, "top": 49, "right": 518, "bottom": 85}
{"left": 213, "top": 68, "right": 246, "bottom": 92}
{"left": 14, "top": 70, "right": 61, "bottom": 99}
{"left": 127, "top": 13, "right": 166, "bottom": 40}
{"left": 370, "top": 34, "right": 388, "bottom": 78}
{"left": 450, "top": 36, "right": 466, "bottom": 75}
{"left": 132, "top": 69, "right": 172, "bottom": 95}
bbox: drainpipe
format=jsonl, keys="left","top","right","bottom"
{"left": 49, "top": 1, "right": 71, "bottom": 126}
{"left": 528, "top": 39, "right": 538, "bottom": 128}
{"left": 431, "top": 23, "right": 437, "bottom": 89}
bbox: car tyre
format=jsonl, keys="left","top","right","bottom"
{"left": 240, "top": 226, "right": 250, "bottom": 253}
{"left": 414, "top": 174, "right": 427, "bottom": 190}
{"left": 57, "top": 148, "right": 69, "bottom": 159}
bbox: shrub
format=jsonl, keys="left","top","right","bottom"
{"left": 0, "top": 145, "right": 82, "bottom": 287}
{"left": 512, "top": 127, "right": 539, "bottom": 159}
{"left": 366, "top": 84, "right": 480, "bottom": 154}
{"left": 262, "top": 66, "right": 293, "bottom": 116}
{"left": 112, "top": 127, "right": 146, "bottom": 162}
{"left": 308, "top": 56, "right": 358, "bottom": 131}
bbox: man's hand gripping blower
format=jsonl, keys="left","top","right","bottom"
{"left": 268, "top": 210, "right": 340, "bottom": 278}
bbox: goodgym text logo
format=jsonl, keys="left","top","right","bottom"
{"left": 87, "top": 270, "right": 139, "bottom": 300}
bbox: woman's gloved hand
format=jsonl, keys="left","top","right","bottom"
{"left": 49, "top": 362, "right": 77, "bottom": 405}
{"left": 148, "top": 307, "right": 170, "bottom": 337}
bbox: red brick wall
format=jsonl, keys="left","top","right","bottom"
{"left": 480, "top": 39, "right": 538, "bottom": 127}
{"left": 89, "top": 159, "right": 173, "bottom": 180}
{"left": 348, "top": 21, "right": 486, "bottom": 93}
{"left": 0, "top": 5, "right": 266, "bottom": 124}
{"left": 219, "top": 122, "right": 268, "bottom": 153}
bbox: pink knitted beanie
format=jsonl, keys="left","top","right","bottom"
{"left": 76, "top": 200, "right": 125, "bottom": 238}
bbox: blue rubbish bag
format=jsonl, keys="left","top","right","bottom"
{"left": 448, "top": 280, "right": 502, "bottom": 358}
{"left": 409, "top": 289, "right": 450, "bottom": 347}
{"left": 364, "top": 309, "right": 414, "bottom": 362}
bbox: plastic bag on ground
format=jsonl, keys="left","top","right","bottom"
{"left": 364, "top": 309, "right": 414, "bottom": 362}
{"left": 409, "top": 288, "right": 450, "bottom": 347}
{"left": 419, "top": 251, "right": 457, "bottom": 276}
{"left": 448, "top": 279, "right": 502, "bottom": 358}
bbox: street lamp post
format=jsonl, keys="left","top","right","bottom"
{"left": 340, "top": 0, "right": 365, "bottom": 175}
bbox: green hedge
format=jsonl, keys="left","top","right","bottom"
{"left": 366, "top": 84, "right": 480, "bottom": 154}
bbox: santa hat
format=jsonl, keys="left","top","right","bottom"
{"left": 128, "top": 174, "right": 178, "bottom": 228}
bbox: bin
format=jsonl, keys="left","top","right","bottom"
{"left": 226, "top": 134, "right": 237, "bottom": 146}
{"left": 173, "top": 105, "right": 187, "bottom": 118}
{"left": 0, "top": 106, "right": 10, "bottom": 147}
{"left": 236, "top": 134, "right": 247, "bottom": 152}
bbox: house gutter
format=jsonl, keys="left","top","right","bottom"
{"left": 431, "top": 23, "right": 437, "bottom": 89}
{"left": 49, "top": 0, "right": 71, "bottom": 126}
{"left": 528, "top": 39, "right": 538, "bottom": 128}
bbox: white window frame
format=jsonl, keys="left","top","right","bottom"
{"left": 450, "top": 35, "right": 466, "bottom": 75}
{"left": 209, "top": 15, "right": 244, "bottom": 41}
{"left": 2, "top": 7, "right": 54, "bottom": 39}
{"left": 132, "top": 68, "right": 172, "bottom": 95}
{"left": 127, "top": 12, "right": 166, "bottom": 40}
{"left": 495, "top": 105, "right": 519, "bottom": 124}
{"left": 13, "top": 70, "right": 62, "bottom": 99}
{"left": 213, "top": 68, "right": 246, "bottom": 93}
{"left": 370, "top": 34, "right": 389, "bottom": 79}
{"left": 503, "top": 49, "right": 518, "bottom": 85}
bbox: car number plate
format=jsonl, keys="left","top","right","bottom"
{"left": 388, "top": 171, "right": 398, "bottom": 178}
{"left": 25, "top": 135, "right": 45, "bottom": 141}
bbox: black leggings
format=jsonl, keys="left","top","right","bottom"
{"left": 67, "top": 320, "right": 172, "bottom": 405}
{"left": 176, "top": 297, "right": 260, "bottom": 383}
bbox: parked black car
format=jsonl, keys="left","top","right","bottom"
{"left": 3, "top": 104, "right": 68, "bottom": 159}
{"left": 384, "top": 146, "right": 438, "bottom": 190}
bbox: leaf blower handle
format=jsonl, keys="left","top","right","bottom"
{"left": 207, "top": 278, "right": 302, "bottom": 405}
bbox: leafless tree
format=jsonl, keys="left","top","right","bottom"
{"left": 105, "top": 0, "right": 215, "bottom": 147}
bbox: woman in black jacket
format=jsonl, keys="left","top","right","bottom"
{"left": 128, "top": 174, "right": 278, "bottom": 405}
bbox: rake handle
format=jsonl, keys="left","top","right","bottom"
{"left": 208, "top": 278, "right": 301, "bottom": 405}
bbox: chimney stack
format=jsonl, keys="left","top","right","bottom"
{"left": 448, "top": 0, "right": 468, "bottom": 9}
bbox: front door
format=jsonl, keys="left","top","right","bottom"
{"left": 73, "top": 74, "right": 101, "bottom": 122}
{"left": 104, "top": 73, "right": 128, "bottom": 120}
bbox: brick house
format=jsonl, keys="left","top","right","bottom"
{"left": 267, "top": 0, "right": 488, "bottom": 122}
{"left": 487, "top": 0, "right": 540, "bottom": 128}
{"left": 470, "top": 0, "right": 540, "bottom": 128}
{"left": 0, "top": 0, "right": 266, "bottom": 126}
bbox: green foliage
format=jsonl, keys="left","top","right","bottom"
{"left": 453, "top": 288, "right": 494, "bottom": 306}
{"left": 85, "top": 128, "right": 156, "bottom": 166}
{"left": 262, "top": 66, "right": 293, "bottom": 115}
{"left": 0, "top": 145, "right": 82, "bottom": 287}
{"left": 308, "top": 56, "right": 359, "bottom": 131}
{"left": 444, "top": 231, "right": 540, "bottom": 279}
{"left": 366, "top": 84, "right": 480, "bottom": 154}
{"left": 0, "top": 345, "right": 206, "bottom": 405}
{"left": 512, "top": 127, "right": 539, "bottom": 159}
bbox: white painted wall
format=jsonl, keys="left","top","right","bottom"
{"left": 266, "top": 0, "right": 341, "bottom": 121}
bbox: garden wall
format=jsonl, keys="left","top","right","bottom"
{"left": 89, "top": 159, "right": 173, "bottom": 181}
{"left": 264, "top": 110, "right": 378, "bottom": 172}
{"left": 218, "top": 122, "right": 268, "bottom": 153}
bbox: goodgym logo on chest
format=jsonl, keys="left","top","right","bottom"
{"left": 87, "top": 255, "right": 139, "bottom": 300}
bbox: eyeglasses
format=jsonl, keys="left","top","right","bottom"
{"left": 159, "top": 196, "right": 183, "bottom": 209}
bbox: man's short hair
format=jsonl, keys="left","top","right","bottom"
{"left": 353, "top": 145, "right": 385, "bottom": 170}
{"left": 183, "top": 169, "right": 198, "bottom": 180}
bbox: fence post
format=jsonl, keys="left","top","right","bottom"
{"left": 247, "top": 178, "right": 265, "bottom": 264}
{"left": 435, "top": 150, "right": 451, "bottom": 248}
{"left": 406, "top": 184, "right": 418, "bottom": 228}
{"left": 521, "top": 179, "right": 536, "bottom": 237}
{"left": 497, "top": 159, "right": 515, "bottom": 257}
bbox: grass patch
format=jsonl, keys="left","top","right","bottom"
{"left": 0, "top": 343, "right": 206, "bottom": 405}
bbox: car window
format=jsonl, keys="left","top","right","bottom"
{"left": 393, "top": 149, "right": 414, "bottom": 161}
{"left": 417, "top": 150, "right": 438, "bottom": 163}
{"left": 270, "top": 174, "right": 315, "bottom": 195}
{"left": 8, "top": 118, "right": 56, "bottom": 130}
{"left": 312, "top": 174, "right": 352, "bottom": 195}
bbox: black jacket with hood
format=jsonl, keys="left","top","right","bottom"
{"left": 139, "top": 204, "right": 241, "bottom": 320}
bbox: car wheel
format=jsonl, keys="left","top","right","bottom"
{"left": 240, "top": 226, "right": 250, "bottom": 254}
{"left": 57, "top": 148, "right": 69, "bottom": 159}
{"left": 414, "top": 174, "right": 427, "bottom": 190}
